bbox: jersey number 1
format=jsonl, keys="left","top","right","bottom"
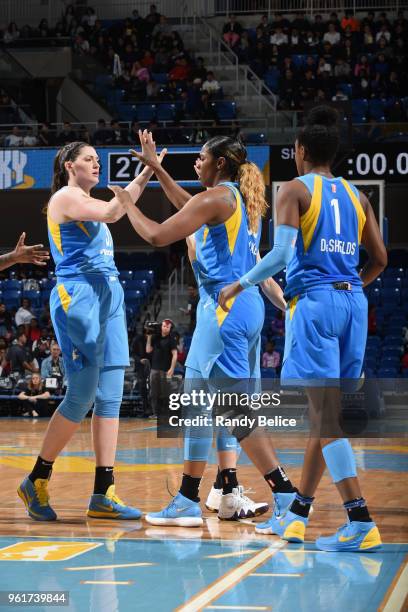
{"left": 330, "top": 198, "right": 341, "bottom": 234}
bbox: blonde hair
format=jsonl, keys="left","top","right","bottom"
{"left": 238, "top": 161, "right": 268, "bottom": 234}
{"left": 205, "top": 136, "right": 268, "bottom": 235}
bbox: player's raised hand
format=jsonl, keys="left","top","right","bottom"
{"left": 108, "top": 184, "right": 134, "bottom": 208}
{"left": 194, "top": 158, "right": 201, "bottom": 179}
{"left": 129, "top": 130, "right": 167, "bottom": 169}
{"left": 12, "top": 232, "right": 49, "bottom": 266}
{"left": 218, "top": 280, "right": 244, "bottom": 312}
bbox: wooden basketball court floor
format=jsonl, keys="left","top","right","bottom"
{"left": 0, "top": 419, "right": 407, "bottom": 611}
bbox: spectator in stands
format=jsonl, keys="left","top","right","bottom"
{"left": 38, "top": 18, "right": 51, "bottom": 38}
{"left": 190, "top": 57, "right": 207, "bottom": 83}
{"left": 313, "top": 14, "right": 325, "bottom": 36}
{"left": 354, "top": 55, "right": 371, "bottom": 77}
{"left": 57, "top": 121, "right": 77, "bottom": 145}
{"left": 74, "top": 33, "right": 90, "bottom": 54}
{"left": 270, "top": 27, "right": 288, "bottom": 46}
{"left": 202, "top": 71, "right": 220, "bottom": 96}
{"left": 222, "top": 14, "right": 242, "bottom": 48}
{"left": 270, "top": 310, "right": 285, "bottom": 337}
{"left": 38, "top": 122, "right": 55, "bottom": 146}
{"left": 262, "top": 341, "right": 280, "bottom": 371}
{"left": 292, "top": 11, "right": 310, "bottom": 34}
{"left": 0, "top": 303, "right": 13, "bottom": 338}
{"left": 39, "top": 303, "right": 52, "bottom": 328}
{"left": 169, "top": 57, "right": 190, "bottom": 81}
{"left": 92, "top": 118, "right": 110, "bottom": 145}
{"left": 106, "top": 119, "right": 127, "bottom": 145}
{"left": 271, "top": 12, "right": 290, "bottom": 34}
{"left": 41, "top": 342, "right": 65, "bottom": 390}
{"left": 181, "top": 284, "right": 199, "bottom": 333}
{"left": 32, "top": 328, "right": 51, "bottom": 364}
{"left": 82, "top": 7, "right": 97, "bottom": 28}
{"left": 332, "top": 87, "right": 349, "bottom": 102}
{"left": 23, "top": 127, "right": 38, "bottom": 147}
{"left": 257, "top": 14, "right": 271, "bottom": 36}
{"left": 17, "top": 372, "right": 50, "bottom": 418}
{"left": 304, "top": 29, "right": 320, "bottom": 48}
{"left": 3, "top": 22, "right": 20, "bottom": 44}
{"left": 334, "top": 58, "right": 351, "bottom": 79}
{"left": 146, "top": 319, "right": 177, "bottom": 418}
{"left": 7, "top": 331, "right": 37, "bottom": 376}
{"left": 401, "top": 347, "right": 408, "bottom": 373}
{"left": 146, "top": 4, "right": 161, "bottom": 27}
{"left": 362, "top": 25, "right": 375, "bottom": 50}
{"left": 376, "top": 24, "right": 392, "bottom": 43}
{"left": 0, "top": 346, "right": 10, "bottom": 378}
{"left": 368, "top": 304, "right": 377, "bottom": 335}
{"left": 15, "top": 298, "right": 34, "bottom": 329}
{"left": 27, "top": 317, "right": 41, "bottom": 345}
{"left": 341, "top": 10, "right": 360, "bottom": 32}
{"left": 78, "top": 124, "right": 91, "bottom": 144}
{"left": 5, "top": 126, "right": 23, "bottom": 147}
{"left": 324, "top": 22, "right": 341, "bottom": 46}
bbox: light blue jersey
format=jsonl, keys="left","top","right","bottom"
{"left": 186, "top": 182, "right": 264, "bottom": 378}
{"left": 194, "top": 181, "right": 261, "bottom": 292}
{"left": 285, "top": 174, "right": 366, "bottom": 300}
{"left": 47, "top": 187, "right": 128, "bottom": 372}
{"left": 47, "top": 188, "right": 118, "bottom": 279}
{"left": 282, "top": 174, "right": 368, "bottom": 383}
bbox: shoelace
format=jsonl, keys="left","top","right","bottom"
{"left": 35, "top": 480, "right": 49, "bottom": 507}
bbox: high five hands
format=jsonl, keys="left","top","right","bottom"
{"left": 129, "top": 129, "right": 167, "bottom": 170}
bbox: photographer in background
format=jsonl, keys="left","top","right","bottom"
{"left": 40, "top": 342, "right": 66, "bottom": 393}
{"left": 146, "top": 318, "right": 177, "bottom": 418}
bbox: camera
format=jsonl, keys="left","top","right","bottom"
{"left": 144, "top": 321, "right": 161, "bottom": 334}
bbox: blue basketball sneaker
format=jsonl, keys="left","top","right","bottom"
{"left": 87, "top": 485, "right": 142, "bottom": 520}
{"left": 316, "top": 521, "right": 382, "bottom": 552}
{"left": 256, "top": 509, "right": 308, "bottom": 542}
{"left": 255, "top": 491, "right": 296, "bottom": 535}
{"left": 145, "top": 492, "right": 203, "bottom": 527}
{"left": 17, "top": 477, "right": 57, "bottom": 521}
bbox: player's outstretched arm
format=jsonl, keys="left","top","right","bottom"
{"left": 130, "top": 130, "right": 193, "bottom": 210}
{"left": 359, "top": 192, "right": 387, "bottom": 287}
{"left": 0, "top": 233, "right": 49, "bottom": 271}
{"left": 124, "top": 189, "right": 221, "bottom": 247}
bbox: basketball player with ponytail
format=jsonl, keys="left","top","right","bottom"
{"left": 125, "top": 132, "right": 297, "bottom": 526}
{"left": 18, "top": 141, "right": 166, "bottom": 521}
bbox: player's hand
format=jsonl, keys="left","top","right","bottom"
{"left": 108, "top": 184, "right": 134, "bottom": 208}
{"left": 12, "top": 233, "right": 49, "bottom": 266}
{"left": 129, "top": 130, "right": 167, "bottom": 169}
{"left": 194, "top": 158, "right": 201, "bottom": 179}
{"left": 218, "top": 281, "right": 244, "bottom": 312}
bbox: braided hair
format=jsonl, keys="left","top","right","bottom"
{"left": 204, "top": 136, "right": 268, "bottom": 234}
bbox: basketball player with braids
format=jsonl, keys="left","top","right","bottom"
{"left": 219, "top": 106, "right": 387, "bottom": 551}
{"left": 123, "top": 132, "right": 298, "bottom": 526}
{"left": 18, "top": 141, "right": 166, "bottom": 521}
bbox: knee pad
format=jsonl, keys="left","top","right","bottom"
{"left": 94, "top": 367, "right": 125, "bottom": 419}
{"left": 57, "top": 366, "right": 99, "bottom": 423}
{"left": 322, "top": 438, "right": 357, "bottom": 483}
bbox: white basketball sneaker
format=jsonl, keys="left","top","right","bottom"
{"left": 217, "top": 486, "right": 269, "bottom": 520}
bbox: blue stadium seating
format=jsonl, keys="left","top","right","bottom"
{"left": 136, "top": 104, "right": 157, "bottom": 122}
{"left": 119, "top": 270, "right": 133, "bottom": 281}
{"left": 351, "top": 98, "right": 368, "bottom": 122}
{"left": 368, "top": 98, "right": 386, "bottom": 121}
{"left": 213, "top": 101, "right": 236, "bottom": 120}
{"left": 151, "top": 73, "right": 169, "bottom": 84}
{"left": 3, "top": 290, "right": 22, "bottom": 308}
{"left": 3, "top": 279, "right": 22, "bottom": 290}
{"left": 246, "top": 133, "right": 266, "bottom": 144}
{"left": 157, "top": 103, "right": 176, "bottom": 121}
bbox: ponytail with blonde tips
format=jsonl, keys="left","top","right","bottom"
{"left": 204, "top": 136, "right": 268, "bottom": 235}
{"left": 238, "top": 161, "right": 268, "bottom": 235}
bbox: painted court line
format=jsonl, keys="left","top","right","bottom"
{"left": 251, "top": 573, "right": 303, "bottom": 577}
{"left": 65, "top": 562, "right": 155, "bottom": 571}
{"left": 205, "top": 549, "right": 260, "bottom": 559}
{"left": 175, "top": 543, "right": 284, "bottom": 612}
{"left": 206, "top": 607, "right": 271, "bottom": 611}
{"left": 380, "top": 556, "right": 408, "bottom": 612}
{"left": 81, "top": 580, "right": 134, "bottom": 586}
